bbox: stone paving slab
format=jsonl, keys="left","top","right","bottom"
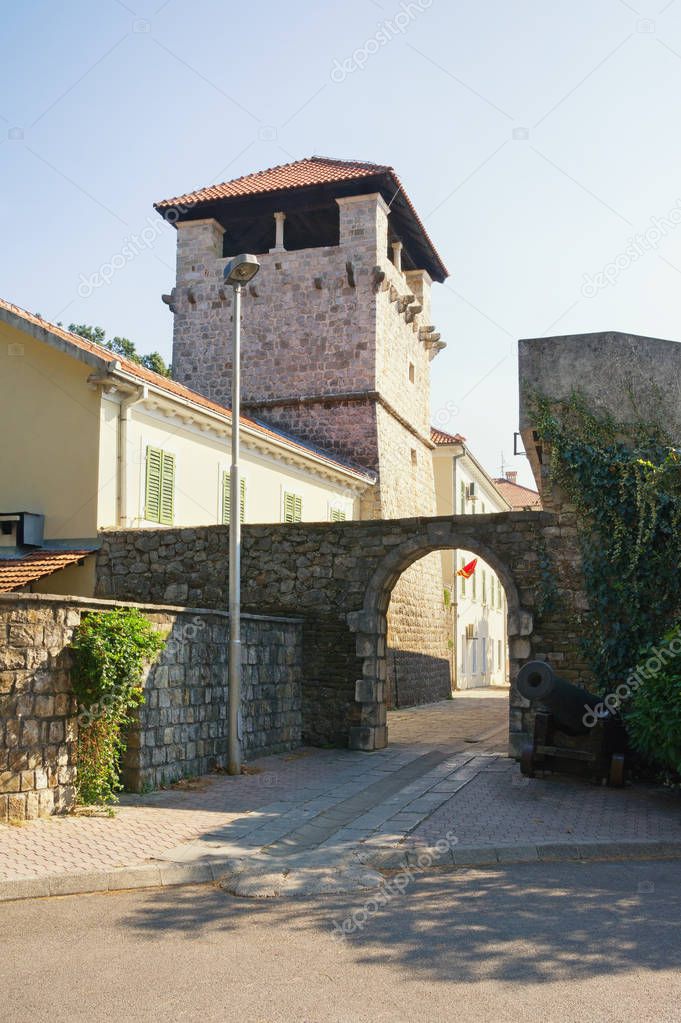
{"left": 1, "top": 692, "right": 681, "bottom": 902}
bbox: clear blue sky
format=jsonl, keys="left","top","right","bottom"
{"left": 3, "top": 0, "right": 681, "bottom": 487}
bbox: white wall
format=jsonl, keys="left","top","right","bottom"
{"left": 432, "top": 447, "right": 509, "bottom": 690}
{"left": 117, "top": 403, "right": 359, "bottom": 528}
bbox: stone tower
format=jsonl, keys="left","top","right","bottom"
{"left": 155, "top": 157, "right": 452, "bottom": 706}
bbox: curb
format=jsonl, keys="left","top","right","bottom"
{"left": 0, "top": 858, "right": 233, "bottom": 904}
{"left": 364, "top": 840, "right": 681, "bottom": 870}
{"left": 3, "top": 840, "right": 681, "bottom": 903}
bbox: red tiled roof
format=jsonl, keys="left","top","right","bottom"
{"left": 493, "top": 478, "right": 542, "bottom": 510}
{"left": 0, "top": 298, "right": 375, "bottom": 485}
{"left": 0, "top": 550, "right": 92, "bottom": 593}
{"left": 153, "top": 156, "right": 448, "bottom": 282}
{"left": 431, "top": 427, "right": 466, "bottom": 445}
{"left": 154, "top": 156, "right": 388, "bottom": 208}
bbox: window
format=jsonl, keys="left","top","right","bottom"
{"left": 460, "top": 480, "right": 466, "bottom": 515}
{"left": 482, "top": 570, "right": 487, "bottom": 605}
{"left": 460, "top": 556, "right": 466, "bottom": 597}
{"left": 330, "top": 507, "right": 346, "bottom": 522}
{"left": 283, "top": 491, "right": 302, "bottom": 523}
{"left": 498, "top": 639, "right": 502, "bottom": 671}
{"left": 145, "top": 446, "right": 175, "bottom": 524}
{"left": 481, "top": 502, "right": 486, "bottom": 514}
{"left": 471, "top": 639, "right": 478, "bottom": 673}
{"left": 410, "top": 448, "right": 417, "bottom": 469}
{"left": 490, "top": 575, "right": 495, "bottom": 608}
{"left": 460, "top": 634, "right": 466, "bottom": 674}
{"left": 408, "top": 362, "right": 415, "bottom": 383}
{"left": 472, "top": 567, "right": 477, "bottom": 601}
{"left": 482, "top": 638, "right": 487, "bottom": 675}
{"left": 222, "top": 472, "right": 246, "bottom": 524}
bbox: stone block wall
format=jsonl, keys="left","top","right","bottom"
{"left": 0, "top": 599, "right": 79, "bottom": 823}
{"left": 95, "top": 512, "right": 591, "bottom": 752}
{"left": 0, "top": 593, "right": 302, "bottom": 820}
{"left": 124, "top": 609, "right": 302, "bottom": 792}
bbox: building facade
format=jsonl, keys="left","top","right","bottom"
{"left": 0, "top": 299, "right": 374, "bottom": 595}
{"left": 431, "top": 428, "right": 515, "bottom": 689}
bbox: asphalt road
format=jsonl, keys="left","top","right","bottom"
{"left": 2, "top": 859, "right": 680, "bottom": 1023}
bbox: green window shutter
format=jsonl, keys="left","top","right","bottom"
{"left": 222, "top": 471, "right": 231, "bottom": 525}
{"left": 284, "top": 492, "right": 302, "bottom": 523}
{"left": 145, "top": 446, "right": 162, "bottom": 522}
{"left": 331, "top": 507, "right": 346, "bottom": 522}
{"left": 482, "top": 570, "right": 487, "bottom": 605}
{"left": 222, "top": 473, "right": 245, "bottom": 524}
{"left": 159, "top": 451, "right": 175, "bottom": 525}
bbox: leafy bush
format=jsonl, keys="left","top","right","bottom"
{"left": 625, "top": 629, "right": 681, "bottom": 780}
{"left": 71, "top": 608, "right": 165, "bottom": 806}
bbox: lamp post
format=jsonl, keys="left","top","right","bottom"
{"left": 223, "top": 253, "right": 260, "bottom": 775}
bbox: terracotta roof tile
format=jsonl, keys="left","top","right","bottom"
{"left": 154, "top": 156, "right": 389, "bottom": 208}
{"left": 431, "top": 426, "right": 466, "bottom": 445}
{"left": 0, "top": 550, "right": 92, "bottom": 593}
{"left": 493, "top": 478, "right": 542, "bottom": 510}
{"left": 0, "top": 298, "right": 375, "bottom": 485}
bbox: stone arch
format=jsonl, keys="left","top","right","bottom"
{"left": 346, "top": 521, "right": 533, "bottom": 751}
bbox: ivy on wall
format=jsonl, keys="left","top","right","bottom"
{"left": 533, "top": 391, "right": 681, "bottom": 689}
{"left": 71, "top": 608, "right": 165, "bottom": 806}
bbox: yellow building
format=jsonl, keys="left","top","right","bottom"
{"left": 0, "top": 299, "right": 374, "bottom": 595}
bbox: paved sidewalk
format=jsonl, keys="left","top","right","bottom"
{"left": 1, "top": 691, "right": 680, "bottom": 900}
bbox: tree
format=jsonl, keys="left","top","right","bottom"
{"left": 68, "top": 323, "right": 171, "bottom": 378}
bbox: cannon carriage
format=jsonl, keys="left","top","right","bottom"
{"left": 517, "top": 660, "right": 627, "bottom": 786}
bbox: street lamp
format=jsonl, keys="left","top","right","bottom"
{"left": 224, "top": 253, "right": 260, "bottom": 775}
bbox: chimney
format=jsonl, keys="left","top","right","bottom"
{"left": 505, "top": 471, "right": 518, "bottom": 484}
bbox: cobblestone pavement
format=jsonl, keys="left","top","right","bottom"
{"left": 1, "top": 689, "right": 680, "bottom": 895}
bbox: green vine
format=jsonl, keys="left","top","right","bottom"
{"left": 533, "top": 391, "right": 681, "bottom": 689}
{"left": 71, "top": 608, "right": 165, "bottom": 807}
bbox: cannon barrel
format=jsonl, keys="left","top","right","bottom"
{"left": 517, "top": 661, "right": 602, "bottom": 736}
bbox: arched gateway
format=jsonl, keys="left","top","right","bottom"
{"left": 97, "top": 510, "right": 580, "bottom": 758}
{"left": 346, "top": 521, "right": 531, "bottom": 752}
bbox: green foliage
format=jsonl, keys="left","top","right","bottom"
{"left": 68, "top": 323, "right": 172, "bottom": 377}
{"left": 533, "top": 392, "right": 681, "bottom": 689}
{"left": 71, "top": 609, "right": 165, "bottom": 806}
{"left": 625, "top": 627, "right": 681, "bottom": 779}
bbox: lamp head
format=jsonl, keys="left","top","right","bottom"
{"left": 224, "top": 253, "right": 260, "bottom": 286}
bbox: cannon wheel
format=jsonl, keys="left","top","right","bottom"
{"left": 609, "top": 753, "right": 625, "bottom": 787}
{"left": 520, "top": 745, "right": 535, "bottom": 778}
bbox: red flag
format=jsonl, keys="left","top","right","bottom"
{"left": 456, "top": 558, "right": 478, "bottom": 579}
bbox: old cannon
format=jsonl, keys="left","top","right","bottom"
{"left": 517, "top": 660, "right": 627, "bottom": 786}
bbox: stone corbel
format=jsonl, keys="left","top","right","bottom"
{"left": 371, "top": 266, "right": 386, "bottom": 292}
{"left": 161, "top": 289, "right": 176, "bottom": 314}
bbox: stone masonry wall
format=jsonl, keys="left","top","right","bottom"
{"left": 95, "top": 512, "right": 590, "bottom": 752}
{"left": 0, "top": 593, "right": 302, "bottom": 820}
{"left": 0, "top": 599, "right": 78, "bottom": 823}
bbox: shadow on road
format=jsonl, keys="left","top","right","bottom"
{"left": 120, "top": 858, "right": 681, "bottom": 985}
